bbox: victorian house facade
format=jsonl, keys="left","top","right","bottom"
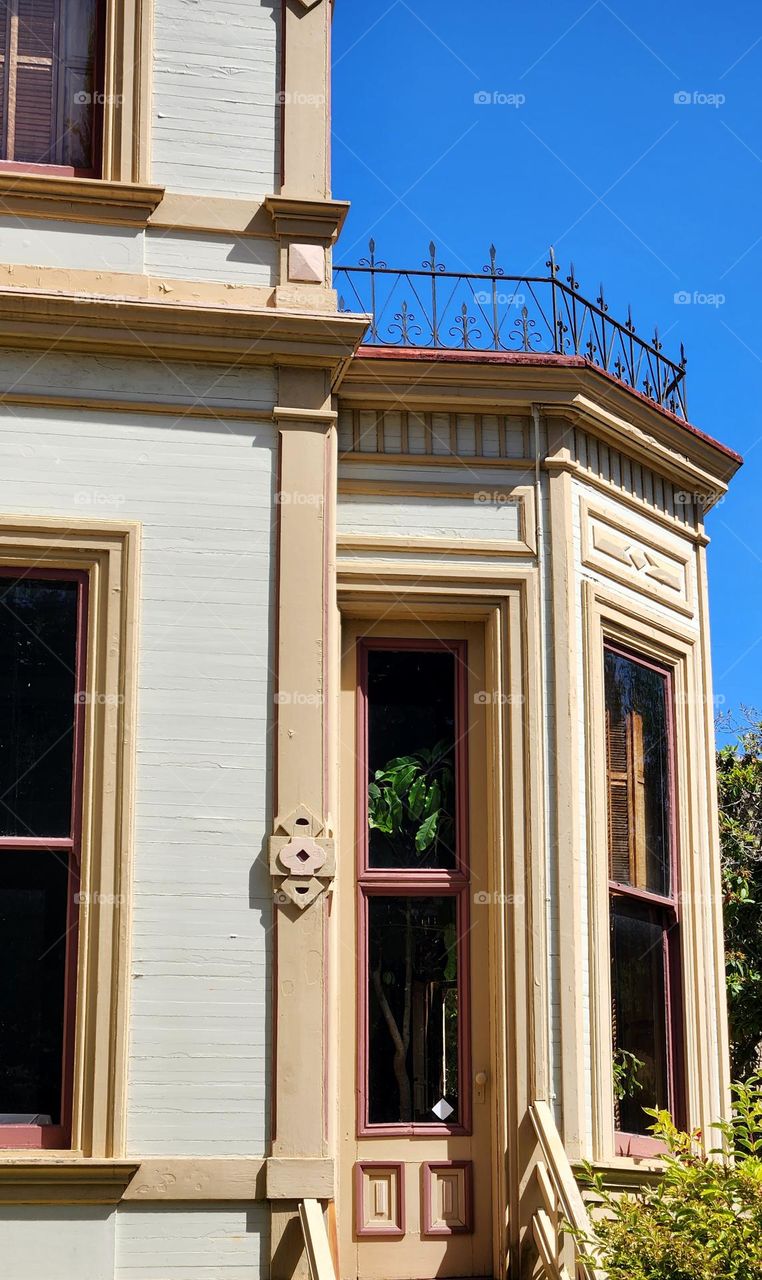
{"left": 0, "top": 2, "right": 741, "bottom": 1279}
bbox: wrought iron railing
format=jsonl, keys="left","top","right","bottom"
{"left": 335, "top": 242, "right": 688, "bottom": 420}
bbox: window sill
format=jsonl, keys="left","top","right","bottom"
{"left": 0, "top": 1157, "right": 140, "bottom": 1204}
{"left": 0, "top": 172, "right": 165, "bottom": 227}
{"left": 573, "top": 1155, "right": 664, "bottom": 1192}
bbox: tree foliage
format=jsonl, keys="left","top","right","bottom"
{"left": 717, "top": 714, "right": 762, "bottom": 1080}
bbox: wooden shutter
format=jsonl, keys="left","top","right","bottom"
{"left": 0, "top": 0, "right": 57, "bottom": 162}
{"left": 606, "top": 707, "right": 646, "bottom": 886}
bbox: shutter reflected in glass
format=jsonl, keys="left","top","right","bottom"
{"left": 0, "top": 0, "right": 8, "bottom": 151}
{"left": 606, "top": 709, "right": 631, "bottom": 883}
{"left": 0, "top": 0, "right": 98, "bottom": 168}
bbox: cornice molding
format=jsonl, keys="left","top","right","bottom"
{"left": 0, "top": 173, "right": 165, "bottom": 225}
{"left": 0, "top": 1160, "right": 139, "bottom": 1205}
{"left": 337, "top": 352, "right": 741, "bottom": 500}
{"left": 0, "top": 289, "right": 368, "bottom": 367}
{"left": 265, "top": 194, "right": 350, "bottom": 243}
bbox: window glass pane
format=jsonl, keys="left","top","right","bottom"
{"left": 58, "top": 0, "right": 98, "bottom": 169}
{"left": 0, "top": 577, "right": 79, "bottom": 838}
{"left": 0, "top": 849, "right": 70, "bottom": 1125}
{"left": 611, "top": 897, "right": 669, "bottom": 1134}
{"left": 367, "top": 649, "right": 457, "bottom": 870}
{"left": 367, "top": 896, "right": 459, "bottom": 1125}
{"left": 604, "top": 649, "right": 671, "bottom": 896}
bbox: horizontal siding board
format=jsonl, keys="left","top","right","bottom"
{"left": 115, "top": 1205, "right": 267, "bottom": 1278}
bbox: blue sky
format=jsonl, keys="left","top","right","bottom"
{"left": 332, "top": 0, "right": 762, "bottom": 735}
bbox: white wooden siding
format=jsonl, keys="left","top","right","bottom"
{"left": 0, "top": 1208, "right": 115, "bottom": 1280}
{"left": 115, "top": 1205, "right": 267, "bottom": 1279}
{"left": 337, "top": 491, "right": 522, "bottom": 542}
{"left": 151, "top": 0, "right": 280, "bottom": 198}
{"left": 0, "top": 217, "right": 144, "bottom": 272}
{"left": 0, "top": 355, "right": 276, "bottom": 1157}
{"left": 0, "top": 350, "right": 275, "bottom": 412}
{"left": 144, "top": 229, "right": 277, "bottom": 285}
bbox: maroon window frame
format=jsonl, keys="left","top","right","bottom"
{"left": 604, "top": 640, "right": 685, "bottom": 1157}
{"left": 0, "top": 566, "right": 87, "bottom": 1150}
{"left": 356, "top": 638, "right": 472, "bottom": 1137}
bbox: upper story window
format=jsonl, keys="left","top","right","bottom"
{"left": 0, "top": 0, "right": 103, "bottom": 175}
{"left": 0, "top": 570, "right": 86, "bottom": 1148}
{"left": 604, "top": 644, "right": 683, "bottom": 1152}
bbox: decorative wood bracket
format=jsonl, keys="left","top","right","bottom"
{"left": 269, "top": 804, "right": 335, "bottom": 909}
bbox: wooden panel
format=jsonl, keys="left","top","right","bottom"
{"left": 580, "top": 496, "right": 694, "bottom": 617}
{"left": 422, "top": 1161, "right": 473, "bottom": 1236}
{"left": 354, "top": 1163, "right": 404, "bottom": 1238}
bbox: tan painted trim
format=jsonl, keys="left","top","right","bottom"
{"left": 336, "top": 572, "right": 544, "bottom": 1277}
{"left": 0, "top": 390, "right": 275, "bottom": 421}
{"left": 0, "top": 288, "right": 368, "bottom": 366}
{"left": 266, "top": 195, "right": 349, "bottom": 243}
{"left": 582, "top": 581, "right": 724, "bottom": 1162}
{"left": 267, "top": 1159, "right": 334, "bottom": 1200}
{"left": 123, "top": 1158, "right": 267, "bottom": 1201}
{"left": 280, "top": 0, "right": 331, "bottom": 200}
{"left": 336, "top": 479, "right": 537, "bottom": 557}
{"left": 549, "top": 453, "right": 708, "bottom": 544}
{"left": 0, "top": 263, "right": 276, "bottom": 311}
{"left": 149, "top": 193, "right": 275, "bottom": 238}
{"left": 102, "top": 0, "right": 152, "bottom": 183}
{"left": 557, "top": 396, "right": 729, "bottom": 505}
{"left": 546, "top": 426, "right": 586, "bottom": 1161}
{"left": 0, "top": 1161, "right": 139, "bottom": 1204}
{"left": 339, "top": 451, "right": 537, "bottom": 472}
{"left": 336, "top": 360, "right": 739, "bottom": 492}
{"left": 0, "top": 1156, "right": 336, "bottom": 1203}
{"left": 579, "top": 495, "right": 696, "bottom": 618}
{"left": 0, "top": 515, "right": 139, "bottom": 1159}
{"left": 275, "top": 405, "right": 338, "bottom": 426}
{"left": 0, "top": 174, "right": 164, "bottom": 224}
{"left": 270, "top": 366, "right": 336, "bottom": 1279}
{"left": 695, "top": 543, "right": 732, "bottom": 1121}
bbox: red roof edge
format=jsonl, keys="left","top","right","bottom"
{"left": 353, "top": 345, "right": 744, "bottom": 469}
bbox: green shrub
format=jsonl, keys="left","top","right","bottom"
{"left": 576, "top": 1079, "right": 762, "bottom": 1279}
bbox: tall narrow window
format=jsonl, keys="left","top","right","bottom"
{"left": 359, "top": 641, "right": 470, "bottom": 1134}
{"left": 0, "top": 0, "right": 103, "bottom": 173}
{"left": 604, "top": 645, "right": 682, "bottom": 1149}
{"left": 0, "top": 570, "right": 86, "bottom": 1149}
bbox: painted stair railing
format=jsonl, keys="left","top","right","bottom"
{"left": 530, "top": 1101, "right": 608, "bottom": 1280}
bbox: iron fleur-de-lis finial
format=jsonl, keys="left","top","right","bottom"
{"left": 483, "top": 243, "right": 504, "bottom": 277}
{"left": 546, "top": 245, "right": 559, "bottom": 277}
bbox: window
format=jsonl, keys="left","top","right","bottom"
{"left": 604, "top": 645, "right": 683, "bottom": 1149}
{"left": 0, "top": 0, "right": 104, "bottom": 174}
{"left": 358, "top": 641, "right": 470, "bottom": 1134}
{"left": 0, "top": 569, "right": 86, "bottom": 1149}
